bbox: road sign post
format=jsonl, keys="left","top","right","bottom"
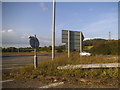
{"left": 34, "top": 48, "right": 37, "bottom": 69}
{"left": 29, "top": 35, "right": 39, "bottom": 69}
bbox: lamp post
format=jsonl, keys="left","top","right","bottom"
{"left": 52, "top": 0, "right": 56, "bottom": 60}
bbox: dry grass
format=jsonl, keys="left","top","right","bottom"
{"left": 3, "top": 53, "right": 119, "bottom": 88}
{"left": 3, "top": 53, "right": 119, "bottom": 80}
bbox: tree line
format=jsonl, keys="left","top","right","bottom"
{"left": 2, "top": 39, "right": 119, "bottom": 55}
{"left": 2, "top": 45, "right": 66, "bottom": 53}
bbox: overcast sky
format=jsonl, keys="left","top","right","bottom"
{"left": 2, "top": 2, "right": 118, "bottom": 47}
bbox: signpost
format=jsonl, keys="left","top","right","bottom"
{"left": 29, "top": 35, "right": 39, "bottom": 69}
{"left": 62, "top": 30, "right": 84, "bottom": 57}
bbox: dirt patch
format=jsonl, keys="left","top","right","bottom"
{"left": 2, "top": 77, "right": 119, "bottom": 88}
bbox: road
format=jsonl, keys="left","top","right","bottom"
{"left": 2, "top": 54, "right": 52, "bottom": 74}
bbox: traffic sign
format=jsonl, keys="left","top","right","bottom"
{"left": 29, "top": 36, "right": 39, "bottom": 49}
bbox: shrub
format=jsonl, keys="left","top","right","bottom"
{"left": 90, "top": 43, "right": 111, "bottom": 55}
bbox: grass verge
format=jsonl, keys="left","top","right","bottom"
{"left": 3, "top": 53, "right": 119, "bottom": 88}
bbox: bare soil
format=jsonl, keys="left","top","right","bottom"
{"left": 2, "top": 76, "right": 119, "bottom": 88}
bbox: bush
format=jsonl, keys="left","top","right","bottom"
{"left": 90, "top": 43, "right": 111, "bottom": 55}
{"left": 57, "top": 49, "right": 63, "bottom": 53}
{"left": 84, "top": 39, "right": 118, "bottom": 55}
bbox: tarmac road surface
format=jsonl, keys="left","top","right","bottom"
{"left": 2, "top": 54, "right": 52, "bottom": 74}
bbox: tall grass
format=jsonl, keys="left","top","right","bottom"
{"left": 3, "top": 53, "right": 119, "bottom": 81}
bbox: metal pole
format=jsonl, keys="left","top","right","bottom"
{"left": 34, "top": 35, "right": 38, "bottom": 69}
{"left": 34, "top": 48, "right": 37, "bottom": 69}
{"left": 80, "top": 32, "right": 82, "bottom": 53}
{"left": 52, "top": 0, "right": 56, "bottom": 60}
{"left": 68, "top": 30, "right": 70, "bottom": 58}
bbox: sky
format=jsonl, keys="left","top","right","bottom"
{"left": 1, "top": 2, "right": 118, "bottom": 47}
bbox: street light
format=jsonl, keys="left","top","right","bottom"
{"left": 52, "top": 0, "right": 56, "bottom": 60}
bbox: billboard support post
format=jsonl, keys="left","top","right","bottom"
{"left": 80, "top": 32, "right": 82, "bottom": 53}
{"left": 68, "top": 30, "right": 70, "bottom": 58}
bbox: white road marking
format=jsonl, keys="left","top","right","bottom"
{"left": 0, "top": 80, "right": 14, "bottom": 83}
{"left": 2, "top": 66, "right": 23, "bottom": 70}
{"left": 39, "top": 82, "right": 64, "bottom": 88}
{"left": 2, "top": 64, "right": 20, "bottom": 66}
{"left": 2, "top": 68, "right": 13, "bottom": 70}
